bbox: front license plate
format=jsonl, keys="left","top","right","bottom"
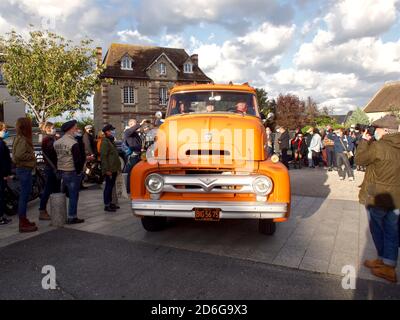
{"left": 194, "top": 208, "right": 221, "bottom": 221}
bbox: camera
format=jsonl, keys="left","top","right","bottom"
{"left": 355, "top": 124, "right": 376, "bottom": 136}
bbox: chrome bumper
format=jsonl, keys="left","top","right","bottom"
{"left": 132, "top": 200, "right": 288, "bottom": 219}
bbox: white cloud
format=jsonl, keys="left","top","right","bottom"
{"left": 324, "top": 0, "right": 400, "bottom": 43}
{"left": 117, "top": 29, "right": 154, "bottom": 44}
{"left": 134, "top": 0, "right": 294, "bottom": 35}
{"left": 192, "top": 22, "right": 295, "bottom": 84}
{"left": 265, "top": 68, "right": 378, "bottom": 113}
{"left": 160, "top": 34, "right": 186, "bottom": 48}
{"left": 295, "top": 33, "right": 400, "bottom": 81}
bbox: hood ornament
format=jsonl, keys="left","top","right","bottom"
{"left": 199, "top": 177, "right": 217, "bottom": 186}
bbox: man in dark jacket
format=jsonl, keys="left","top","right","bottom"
{"left": 100, "top": 124, "right": 121, "bottom": 212}
{"left": 82, "top": 125, "right": 97, "bottom": 158}
{"left": 277, "top": 126, "right": 290, "bottom": 169}
{"left": 355, "top": 115, "right": 400, "bottom": 283}
{"left": 123, "top": 119, "right": 145, "bottom": 193}
{"left": 0, "top": 122, "right": 12, "bottom": 225}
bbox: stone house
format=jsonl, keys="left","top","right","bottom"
{"left": 94, "top": 43, "right": 212, "bottom": 137}
{"left": 0, "top": 53, "right": 26, "bottom": 127}
{"left": 363, "top": 81, "right": 400, "bottom": 122}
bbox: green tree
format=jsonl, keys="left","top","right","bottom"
{"left": 345, "top": 107, "right": 370, "bottom": 127}
{"left": 255, "top": 88, "right": 275, "bottom": 116}
{"left": 0, "top": 30, "right": 104, "bottom": 124}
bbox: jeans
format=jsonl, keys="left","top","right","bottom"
{"left": 326, "top": 147, "right": 336, "bottom": 168}
{"left": 104, "top": 172, "right": 117, "bottom": 206}
{"left": 312, "top": 151, "right": 320, "bottom": 167}
{"left": 281, "top": 148, "right": 289, "bottom": 169}
{"left": 61, "top": 171, "right": 81, "bottom": 219}
{"left": 367, "top": 206, "right": 399, "bottom": 267}
{"left": 336, "top": 153, "right": 354, "bottom": 179}
{"left": 16, "top": 167, "right": 33, "bottom": 218}
{"left": 267, "top": 146, "right": 273, "bottom": 158}
{"left": 123, "top": 154, "right": 140, "bottom": 193}
{"left": 0, "top": 178, "right": 5, "bottom": 218}
{"left": 39, "top": 167, "right": 61, "bottom": 211}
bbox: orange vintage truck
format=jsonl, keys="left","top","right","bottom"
{"left": 130, "top": 83, "right": 290, "bottom": 235}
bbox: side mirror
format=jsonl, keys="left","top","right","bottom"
{"left": 155, "top": 111, "right": 163, "bottom": 119}
{"left": 267, "top": 112, "right": 274, "bottom": 121}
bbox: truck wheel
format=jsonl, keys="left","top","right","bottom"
{"left": 258, "top": 219, "right": 276, "bottom": 235}
{"left": 141, "top": 216, "right": 167, "bottom": 232}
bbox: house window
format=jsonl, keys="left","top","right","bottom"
{"left": 159, "top": 87, "right": 168, "bottom": 105}
{"left": 121, "top": 56, "right": 133, "bottom": 70}
{"left": 123, "top": 86, "right": 135, "bottom": 104}
{"left": 159, "top": 62, "right": 166, "bottom": 75}
{"left": 184, "top": 63, "right": 193, "bottom": 73}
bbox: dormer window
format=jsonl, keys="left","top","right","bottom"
{"left": 121, "top": 56, "right": 133, "bottom": 70}
{"left": 183, "top": 62, "right": 193, "bottom": 73}
{"left": 159, "top": 62, "right": 166, "bottom": 75}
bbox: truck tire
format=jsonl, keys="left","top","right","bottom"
{"left": 258, "top": 219, "right": 276, "bottom": 235}
{"left": 141, "top": 216, "right": 167, "bottom": 232}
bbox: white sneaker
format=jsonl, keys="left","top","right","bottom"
{"left": 349, "top": 177, "right": 354, "bottom": 181}
{"left": 339, "top": 177, "right": 344, "bottom": 180}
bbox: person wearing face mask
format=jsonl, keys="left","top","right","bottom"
{"left": 38, "top": 121, "right": 60, "bottom": 220}
{"left": 328, "top": 128, "right": 354, "bottom": 180}
{"left": 82, "top": 125, "right": 97, "bottom": 159}
{"left": 355, "top": 115, "right": 400, "bottom": 283}
{"left": 0, "top": 122, "right": 12, "bottom": 225}
{"left": 265, "top": 127, "right": 273, "bottom": 157}
{"left": 100, "top": 124, "right": 121, "bottom": 212}
{"left": 54, "top": 120, "right": 85, "bottom": 224}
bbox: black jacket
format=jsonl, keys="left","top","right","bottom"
{"left": 124, "top": 124, "right": 142, "bottom": 153}
{"left": 83, "top": 132, "right": 97, "bottom": 156}
{"left": 0, "top": 138, "right": 12, "bottom": 178}
{"left": 41, "top": 134, "right": 58, "bottom": 168}
{"left": 74, "top": 136, "right": 86, "bottom": 174}
{"left": 278, "top": 130, "right": 290, "bottom": 150}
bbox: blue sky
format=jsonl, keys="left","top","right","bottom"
{"left": 1, "top": 0, "right": 400, "bottom": 115}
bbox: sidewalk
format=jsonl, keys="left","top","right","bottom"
{"left": 0, "top": 168, "right": 398, "bottom": 284}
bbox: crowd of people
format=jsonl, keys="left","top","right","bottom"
{"left": 266, "top": 123, "right": 369, "bottom": 181}
{"left": 0, "top": 117, "right": 151, "bottom": 233}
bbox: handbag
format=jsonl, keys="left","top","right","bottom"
{"left": 339, "top": 138, "right": 353, "bottom": 158}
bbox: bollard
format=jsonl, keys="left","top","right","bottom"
{"left": 49, "top": 193, "right": 67, "bottom": 227}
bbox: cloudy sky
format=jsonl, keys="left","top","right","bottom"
{"left": 1, "top": 0, "right": 400, "bottom": 114}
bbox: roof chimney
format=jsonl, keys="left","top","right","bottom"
{"left": 190, "top": 54, "right": 198, "bottom": 66}
{"left": 96, "top": 47, "right": 103, "bottom": 67}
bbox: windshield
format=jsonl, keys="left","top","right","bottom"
{"left": 166, "top": 91, "right": 259, "bottom": 117}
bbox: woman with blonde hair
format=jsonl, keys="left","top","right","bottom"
{"left": 0, "top": 122, "right": 12, "bottom": 225}
{"left": 12, "top": 117, "right": 38, "bottom": 232}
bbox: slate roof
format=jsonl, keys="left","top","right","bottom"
{"left": 100, "top": 43, "right": 212, "bottom": 83}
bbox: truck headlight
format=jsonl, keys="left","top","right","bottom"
{"left": 252, "top": 176, "right": 273, "bottom": 196}
{"left": 145, "top": 173, "right": 164, "bottom": 193}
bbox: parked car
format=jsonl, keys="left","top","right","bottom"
{"left": 130, "top": 83, "right": 291, "bottom": 235}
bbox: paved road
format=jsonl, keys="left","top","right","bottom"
{"left": 0, "top": 228, "right": 399, "bottom": 300}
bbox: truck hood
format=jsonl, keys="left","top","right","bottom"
{"left": 153, "top": 113, "right": 266, "bottom": 163}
